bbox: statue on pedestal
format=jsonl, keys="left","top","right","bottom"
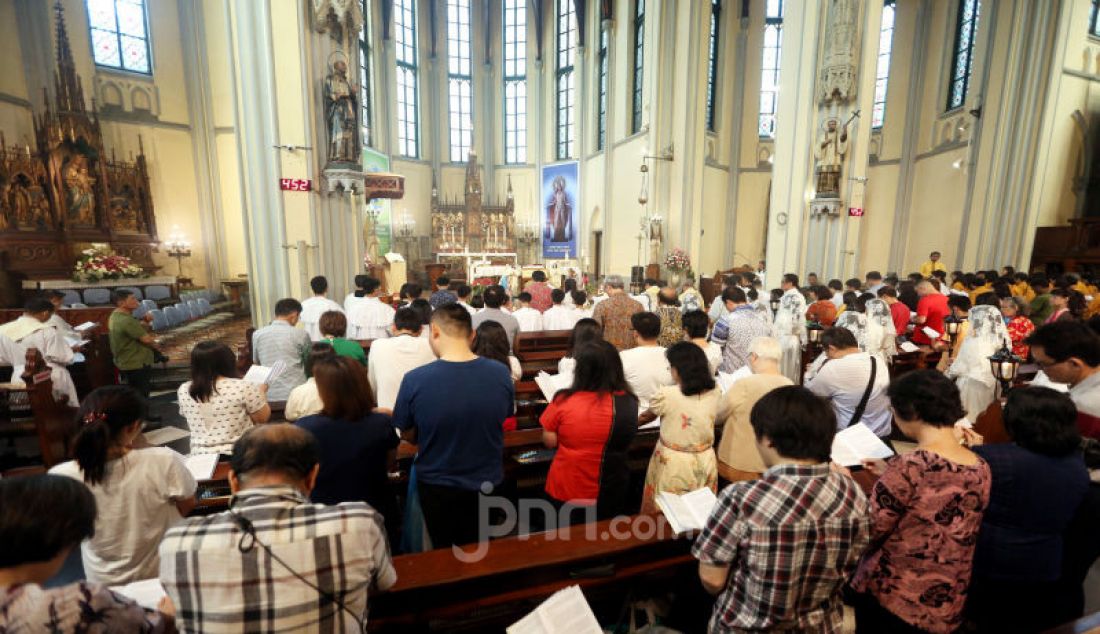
{"left": 323, "top": 59, "right": 359, "bottom": 166}
{"left": 814, "top": 118, "right": 848, "bottom": 199}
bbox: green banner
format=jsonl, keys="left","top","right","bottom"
{"left": 361, "top": 147, "right": 392, "bottom": 256}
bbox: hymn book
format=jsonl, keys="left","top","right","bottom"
{"left": 830, "top": 423, "right": 895, "bottom": 467}
{"left": 534, "top": 370, "right": 573, "bottom": 402}
{"left": 109, "top": 579, "right": 167, "bottom": 611}
{"left": 242, "top": 360, "right": 286, "bottom": 386}
{"left": 507, "top": 585, "right": 602, "bottom": 634}
{"left": 183, "top": 453, "right": 218, "bottom": 481}
{"left": 717, "top": 366, "right": 752, "bottom": 393}
{"left": 73, "top": 321, "right": 99, "bottom": 332}
{"left": 655, "top": 487, "right": 719, "bottom": 535}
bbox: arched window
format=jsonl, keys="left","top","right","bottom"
{"left": 394, "top": 0, "right": 419, "bottom": 158}
{"left": 631, "top": 0, "right": 645, "bottom": 134}
{"left": 359, "top": 0, "right": 374, "bottom": 148}
{"left": 556, "top": 0, "right": 577, "bottom": 159}
{"left": 706, "top": 0, "right": 721, "bottom": 132}
{"left": 447, "top": 0, "right": 473, "bottom": 162}
{"left": 596, "top": 27, "right": 609, "bottom": 150}
{"left": 946, "top": 0, "right": 980, "bottom": 111}
{"left": 758, "top": 0, "right": 783, "bottom": 138}
{"left": 503, "top": 0, "right": 527, "bottom": 164}
{"left": 871, "top": 0, "right": 896, "bottom": 129}
{"left": 86, "top": 0, "right": 151, "bottom": 74}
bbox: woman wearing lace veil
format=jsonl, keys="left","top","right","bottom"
{"left": 864, "top": 298, "right": 898, "bottom": 365}
{"left": 946, "top": 305, "right": 1013, "bottom": 420}
{"left": 774, "top": 280, "right": 808, "bottom": 384}
{"left": 804, "top": 310, "right": 868, "bottom": 382}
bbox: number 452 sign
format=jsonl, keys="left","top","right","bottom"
{"left": 280, "top": 178, "right": 312, "bottom": 192}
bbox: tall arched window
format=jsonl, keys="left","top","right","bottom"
{"left": 503, "top": 0, "right": 527, "bottom": 164}
{"left": 86, "top": 0, "right": 152, "bottom": 74}
{"left": 596, "top": 27, "right": 609, "bottom": 150}
{"left": 556, "top": 0, "right": 577, "bottom": 160}
{"left": 946, "top": 0, "right": 980, "bottom": 111}
{"left": 447, "top": 0, "right": 473, "bottom": 162}
{"left": 758, "top": 0, "right": 783, "bottom": 138}
{"left": 394, "top": 0, "right": 419, "bottom": 158}
{"left": 359, "top": 0, "right": 374, "bottom": 148}
{"left": 631, "top": 0, "right": 645, "bottom": 134}
{"left": 706, "top": 0, "right": 721, "bottom": 132}
{"left": 871, "top": 0, "right": 896, "bottom": 129}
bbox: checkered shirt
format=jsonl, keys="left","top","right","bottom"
{"left": 159, "top": 486, "right": 396, "bottom": 633}
{"left": 692, "top": 463, "right": 870, "bottom": 633}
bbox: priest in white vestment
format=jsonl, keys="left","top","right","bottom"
{"left": 0, "top": 298, "right": 78, "bottom": 405}
{"left": 299, "top": 276, "right": 345, "bottom": 341}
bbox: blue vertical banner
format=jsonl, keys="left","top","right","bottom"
{"left": 541, "top": 161, "right": 579, "bottom": 259}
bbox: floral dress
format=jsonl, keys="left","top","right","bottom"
{"left": 1005, "top": 315, "right": 1034, "bottom": 359}
{"left": 641, "top": 385, "right": 721, "bottom": 513}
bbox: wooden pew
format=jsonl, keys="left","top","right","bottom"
{"left": 0, "top": 349, "right": 79, "bottom": 467}
{"left": 514, "top": 330, "right": 572, "bottom": 380}
{"left": 368, "top": 514, "right": 695, "bottom": 632}
{"left": 0, "top": 306, "right": 117, "bottom": 400}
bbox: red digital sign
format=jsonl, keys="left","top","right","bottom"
{"left": 848, "top": 207, "right": 864, "bottom": 217}
{"left": 280, "top": 178, "right": 312, "bottom": 192}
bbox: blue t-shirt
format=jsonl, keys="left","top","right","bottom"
{"left": 392, "top": 357, "right": 514, "bottom": 490}
{"left": 295, "top": 412, "right": 400, "bottom": 518}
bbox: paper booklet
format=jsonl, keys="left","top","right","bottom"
{"left": 63, "top": 334, "right": 90, "bottom": 348}
{"left": 830, "top": 423, "right": 895, "bottom": 467}
{"left": 655, "top": 487, "right": 719, "bottom": 535}
{"left": 183, "top": 453, "right": 219, "bottom": 481}
{"left": 534, "top": 370, "right": 573, "bottom": 402}
{"left": 898, "top": 341, "right": 920, "bottom": 353}
{"left": 507, "top": 585, "right": 602, "bottom": 634}
{"left": 921, "top": 326, "right": 941, "bottom": 341}
{"left": 142, "top": 426, "right": 190, "bottom": 446}
{"left": 717, "top": 365, "right": 753, "bottom": 393}
{"left": 242, "top": 360, "right": 286, "bottom": 386}
{"left": 109, "top": 578, "right": 167, "bottom": 611}
{"left": 73, "top": 321, "right": 99, "bottom": 332}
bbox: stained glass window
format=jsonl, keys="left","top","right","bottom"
{"left": 758, "top": 0, "right": 783, "bottom": 137}
{"left": 631, "top": 0, "right": 645, "bottom": 134}
{"left": 872, "top": 0, "right": 896, "bottom": 128}
{"left": 503, "top": 0, "right": 527, "bottom": 164}
{"left": 359, "top": 0, "right": 374, "bottom": 148}
{"left": 395, "top": 0, "right": 419, "bottom": 158}
{"left": 447, "top": 0, "right": 473, "bottom": 162}
{"left": 706, "top": 0, "right": 721, "bottom": 132}
{"left": 86, "top": 0, "right": 151, "bottom": 74}
{"left": 946, "top": 0, "right": 980, "bottom": 111}
{"left": 596, "top": 27, "right": 609, "bottom": 150}
{"left": 556, "top": 0, "right": 577, "bottom": 159}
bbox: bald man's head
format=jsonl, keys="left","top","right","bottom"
{"left": 658, "top": 287, "right": 679, "bottom": 306}
{"left": 230, "top": 424, "right": 320, "bottom": 489}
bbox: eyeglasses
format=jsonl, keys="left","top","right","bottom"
{"left": 1034, "top": 357, "right": 1067, "bottom": 369}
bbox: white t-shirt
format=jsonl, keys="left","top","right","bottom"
{"left": 284, "top": 378, "right": 323, "bottom": 421}
{"left": 368, "top": 334, "right": 438, "bottom": 409}
{"left": 701, "top": 341, "right": 722, "bottom": 375}
{"left": 50, "top": 447, "right": 196, "bottom": 585}
{"left": 513, "top": 306, "right": 544, "bottom": 332}
{"left": 542, "top": 305, "right": 577, "bottom": 331}
{"left": 298, "top": 296, "right": 344, "bottom": 341}
{"left": 347, "top": 297, "right": 395, "bottom": 340}
{"left": 620, "top": 345, "right": 674, "bottom": 409}
{"left": 177, "top": 378, "right": 266, "bottom": 455}
{"left": 806, "top": 351, "right": 892, "bottom": 437}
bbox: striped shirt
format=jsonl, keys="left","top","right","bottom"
{"left": 710, "top": 305, "right": 772, "bottom": 373}
{"left": 251, "top": 320, "right": 311, "bottom": 401}
{"left": 159, "top": 486, "right": 396, "bottom": 633}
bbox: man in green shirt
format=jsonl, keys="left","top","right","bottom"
{"left": 108, "top": 289, "right": 161, "bottom": 413}
{"left": 1028, "top": 274, "right": 1054, "bottom": 327}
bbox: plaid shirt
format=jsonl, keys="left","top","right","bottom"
{"left": 692, "top": 463, "right": 870, "bottom": 633}
{"left": 159, "top": 486, "right": 396, "bottom": 633}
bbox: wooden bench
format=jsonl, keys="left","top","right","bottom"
{"left": 514, "top": 330, "right": 572, "bottom": 380}
{"left": 0, "top": 349, "right": 79, "bottom": 468}
{"left": 0, "top": 307, "right": 117, "bottom": 400}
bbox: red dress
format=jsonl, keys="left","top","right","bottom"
{"left": 1005, "top": 315, "right": 1034, "bottom": 359}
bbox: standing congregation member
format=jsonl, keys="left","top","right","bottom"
{"left": 1048, "top": 287, "right": 1086, "bottom": 323}
{"left": 524, "top": 270, "right": 554, "bottom": 312}
{"left": 710, "top": 286, "right": 772, "bottom": 374}
{"left": 251, "top": 298, "right": 312, "bottom": 401}
{"left": 678, "top": 281, "right": 703, "bottom": 313}
{"left": 543, "top": 289, "right": 576, "bottom": 330}
{"left": 774, "top": 274, "right": 808, "bottom": 384}
{"left": 0, "top": 475, "right": 170, "bottom": 632}
{"left": 455, "top": 284, "right": 476, "bottom": 314}
{"left": 471, "top": 285, "right": 521, "bottom": 351}
{"left": 347, "top": 276, "right": 395, "bottom": 340}
{"left": 619, "top": 312, "right": 674, "bottom": 409}
{"left": 1001, "top": 296, "right": 1034, "bottom": 359}
{"left": 393, "top": 304, "right": 514, "bottom": 546}
{"left": 654, "top": 287, "right": 684, "bottom": 347}
{"left": 965, "top": 387, "right": 1089, "bottom": 633}
{"left": 298, "top": 275, "right": 344, "bottom": 341}
{"left": 920, "top": 250, "right": 948, "bottom": 278}
{"left": 108, "top": 289, "right": 161, "bottom": 405}
{"left": 805, "top": 285, "right": 838, "bottom": 327}
{"left": 0, "top": 297, "right": 78, "bottom": 405}
{"left": 694, "top": 386, "right": 870, "bottom": 633}
{"left": 1029, "top": 274, "right": 1055, "bottom": 326}
{"left": 541, "top": 340, "right": 638, "bottom": 521}
{"left": 159, "top": 424, "right": 396, "bottom": 633}
{"left": 571, "top": 290, "right": 592, "bottom": 319}
{"left": 285, "top": 342, "right": 336, "bottom": 421}
{"left": 368, "top": 307, "right": 437, "bottom": 411}
{"left": 863, "top": 298, "right": 899, "bottom": 364}
{"left": 317, "top": 311, "right": 367, "bottom": 366}
{"left": 806, "top": 327, "right": 891, "bottom": 438}
{"left": 557, "top": 318, "right": 602, "bottom": 375}
{"left": 343, "top": 274, "right": 369, "bottom": 313}
{"left": 512, "top": 292, "right": 545, "bottom": 332}
{"left": 878, "top": 286, "right": 911, "bottom": 340}
{"left": 945, "top": 304, "right": 1012, "bottom": 420}
{"left": 865, "top": 271, "right": 885, "bottom": 296}
{"left": 640, "top": 342, "right": 721, "bottom": 512}
{"left": 51, "top": 386, "right": 197, "bottom": 585}
{"left": 44, "top": 290, "right": 77, "bottom": 336}
{"left": 296, "top": 357, "right": 399, "bottom": 525}
{"left": 708, "top": 275, "right": 738, "bottom": 325}
{"left": 682, "top": 309, "right": 721, "bottom": 375}
{"left": 715, "top": 337, "right": 793, "bottom": 482}
{"left": 911, "top": 279, "right": 949, "bottom": 347}
{"left": 592, "top": 275, "right": 644, "bottom": 351}
{"left": 428, "top": 276, "right": 457, "bottom": 308}
{"left": 474, "top": 321, "right": 523, "bottom": 381}
{"left": 1027, "top": 321, "right": 1100, "bottom": 438}
{"left": 849, "top": 370, "right": 991, "bottom": 634}
{"left": 178, "top": 341, "right": 270, "bottom": 456}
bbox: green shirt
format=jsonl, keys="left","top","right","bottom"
{"left": 1029, "top": 293, "right": 1053, "bottom": 327}
{"left": 306, "top": 337, "right": 367, "bottom": 376}
{"left": 109, "top": 310, "right": 154, "bottom": 370}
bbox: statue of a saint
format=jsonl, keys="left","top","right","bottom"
{"left": 64, "top": 155, "right": 96, "bottom": 225}
{"left": 545, "top": 176, "right": 573, "bottom": 243}
{"left": 648, "top": 219, "right": 663, "bottom": 265}
{"left": 323, "top": 59, "right": 359, "bottom": 165}
{"left": 814, "top": 118, "right": 849, "bottom": 198}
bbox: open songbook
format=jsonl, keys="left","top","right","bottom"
{"left": 655, "top": 487, "right": 719, "bottom": 535}
{"left": 109, "top": 578, "right": 167, "bottom": 611}
{"left": 830, "top": 422, "right": 895, "bottom": 467}
{"left": 716, "top": 366, "right": 752, "bottom": 393}
{"left": 534, "top": 371, "right": 573, "bottom": 402}
{"left": 507, "top": 585, "right": 602, "bottom": 634}
{"left": 242, "top": 360, "right": 287, "bottom": 386}
{"left": 183, "top": 453, "right": 218, "bottom": 481}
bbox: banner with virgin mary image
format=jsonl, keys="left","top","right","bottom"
{"left": 541, "top": 161, "right": 579, "bottom": 259}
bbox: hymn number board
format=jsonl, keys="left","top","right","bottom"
{"left": 279, "top": 178, "right": 312, "bottom": 192}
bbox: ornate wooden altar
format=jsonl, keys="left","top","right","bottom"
{"left": 0, "top": 3, "right": 158, "bottom": 302}
{"left": 430, "top": 151, "right": 515, "bottom": 255}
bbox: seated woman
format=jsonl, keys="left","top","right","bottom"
{"left": 473, "top": 321, "right": 521, "bottom": 381}
{"left": 557, "top": 318, "right": 603, "bottom": 375}
{"left": 317, "top": 311, "right": 367, "bottom": 367}
{"left": 965, "top": 386, "right": 1089, "bottom": 632}
{"left": 294, "top": 356, "right": 398, "bottom": 524}
{"left": 540, "top": 340, "right": 638, "bottom": 521}
{"left": 640, "top": 342, "right": 721, "bottom": 513}
{"left": 284, "top": 342, "right": 336, "bottom": 421}
{"left": 177, "top": 341, "right": 270, "bottom": 455}
{"left": 849, "top": 370, "right": 991, "bottom": 634}
{"left": 50, "top": 386, "right": 198, "bottom": 585}
{"left": 0, "top": 475, "right": 171, "bottom": 631}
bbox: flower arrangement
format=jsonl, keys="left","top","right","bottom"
{"left": 664, "top": 248, "right": 691, "bottom": 272}
{"left": 71, "top": 246, "right": 146, "bottom": 283}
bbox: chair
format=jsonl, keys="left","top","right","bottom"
{"left": 187, "top": 300, "right": 202, "bottom": 319}
{"left": 140, "top": 299, "right": 157, "bottom": 313}
{"left": 83, "top": 288, "right": 111, "bottom": 305}
{"left": 60, "top": 290, "right": 82, "bottom": 306}
{"left": 197, "top": 298, "right": 214, "bottom": 316}
{"left": 145, "top": 285, "right": 171, "bottom": 302}
{"left": 69, "top": 302, "right": 88, "bottom": 309}
{"left": 163, "top": 306, "right": 184, "bottom": 327}
{"left": 148, "top": 309, "right": 168, "bottom": 331}
{"left": 116, "top": 286, "right": 143, "bottom": 300}
{"left": 133, "top": 304, "right": 148, "bottom": 320}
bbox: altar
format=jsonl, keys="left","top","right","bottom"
{"left": 436, "top": 252, "right": 519, "bottom": 283}
{"left": 21, "top": 275, "right": 179, "bottom": 304}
